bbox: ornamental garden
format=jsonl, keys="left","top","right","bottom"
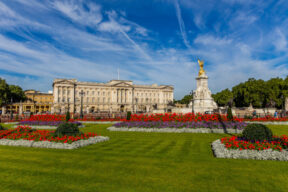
{"left": 1, "top": 113, "right": 288, "bottom": 160}
{"left": 1, "top": 112, "right": 288, "bottom": 191}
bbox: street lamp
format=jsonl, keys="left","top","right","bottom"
{"left": 190, "top": 90, "right": 194, "bottom": 113}
{"left": 79, "top": 90, "right": 85, "bottom": 119}
{"left": 281, "top": 95, "right": 284, "bottom": 117}
{"left": 67, "top": 98, "right": 70, "bottom": 113}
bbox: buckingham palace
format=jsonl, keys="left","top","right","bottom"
{"left": 52, "top": 79, "right": 174, "bottom": 113}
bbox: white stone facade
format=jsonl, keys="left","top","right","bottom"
{"left": 52, "top": 79, "right": 173, "bottom": 113}
{"left": 190, "top": 73, "right": 217, "bottom": 113}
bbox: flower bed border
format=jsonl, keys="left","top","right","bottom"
{"left": 0, "top": 136, "right": 109, "bottom": 149}
{"left": 212, "top": 139, "right": 288, "bottom": 161}
{"left": 12, "top": 125, "right": 85, "bottom": 129}
{"left": 80, "top": 121, "right": 121, "bottom": 124}
{"left": 107, "top": 126, "right": 243, "bottom": 134}
{"left": 245, "top": 121, "right": 288, "bottom": 125}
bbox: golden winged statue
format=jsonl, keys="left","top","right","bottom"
{"left": 198, "top": 59, "right": 205, "bottom": 76}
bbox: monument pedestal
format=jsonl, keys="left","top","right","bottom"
{"left": 190, "top": 73, "right": 217, "bottom": 113}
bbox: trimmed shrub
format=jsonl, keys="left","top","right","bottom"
{"left": 66, "top": 111, "right": 70, "bottom": 122}
{"left": 0, "top": 124, "right": 5, "bottom": 130}
{"left": 227, "top": 107, "right": 233, "bottom": 121}
{"left": 54, "top": 123, "right": 81, "bottom": 137}
{"left": 242, "top": 123, "right": 273, "bottom": 142}
{"left": 126, "top": 111, "right": 132, "bottom": 121}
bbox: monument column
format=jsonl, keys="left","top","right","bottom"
{"left": 190, "top": 59, "right": 217, "bottom": 113}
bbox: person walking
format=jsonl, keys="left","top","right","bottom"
{"left": 274, "top": 111, "right": 278, "bottom": 118}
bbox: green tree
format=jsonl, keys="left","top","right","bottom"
{"left": 212, "top": 89, "right": 233, "bottom": 107}
{"left": 232, "top": 78, "right": 267, "bottom": 108}
{"left": 0, "top": 78, "right": 26, "bottom": 106}
{"left": 8, "top": 85, "right": 26, "bottom": 103}
{"left": 0, "top": 78, "right": 9, "bottom": 106}
{"left": 214, "top": 76, "right": 288, "bottom": 109}
{"left": 177, "top": 94, "right": 193, "bottom": 105}
{"left": 66, "top": 111, "right": 70, "bottom": 122}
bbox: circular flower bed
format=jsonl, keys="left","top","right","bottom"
{"left": 213, "top": 124, "right": 288, "bottom": 161}
{"left": 0, "top": 126, "right": 109, "bottom": 149}
{"left": 220, "top": 135, "right": 287, "bottom": 151}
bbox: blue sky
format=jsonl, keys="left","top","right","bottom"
{"left": 0, "top": 0, "right": 287, "bottom": 99}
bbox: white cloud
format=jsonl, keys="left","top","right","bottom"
{"left": 174, "top": 0, "right": 191, "bottom": 49}
{"left": 273, "top": 28, "right": 287, "bottom": 51}
{"left": 52, "top": 0, "right": 102, "bottom": 26}
{"left": 194, "top": 35, "right": 232, "bottom": 46}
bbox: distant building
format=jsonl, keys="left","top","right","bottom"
{"left": 24, "top": 90, "right": 53, "bottom": 113}
{"left": 2, "top": 90, "right": 53, "bottom": 114}
{"left": 52, "top": 79, "right": 174, "bottom": 113}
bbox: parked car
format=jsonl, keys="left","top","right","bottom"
{"left": 204, "top": 111, "right": 214, "bottom": 114}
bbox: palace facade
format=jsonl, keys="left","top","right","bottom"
{"left": 52, "top": 79, "right": 174, "bottom": 113}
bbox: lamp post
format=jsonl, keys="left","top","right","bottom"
{"left": 281, "top": 95, "right": 284, "bottom": 117}
{"left": 67, "top": 98, "right": 70, "bottom": 113}
{"left": 135, "top": 98, "right": 138, "bottom": 113}
{"left": 190, "top": 90, "right": 194, "bottom": 113}
{"left": 79, "top": 90, "right": 85, "bottom": 119}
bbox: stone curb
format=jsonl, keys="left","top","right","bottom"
{"left": 3, "top": 122, "right": 19, "bottom": 124}
{"left": 245, "top": 121, "right": 288, "bottom": 125}
{"left": 12, "top": 125, "right": 85, "bottom": 129}
{"left": 107, "top": 126, "right": 243, "bottom": 134}
{"left": 0, "top": 136, "right": 109, "bottom": 149}
{"left": 211, "top": 139, "right": 288, "bottom": 161}
{"left": 80, "top": 121, "right": 121, "bottom": 124}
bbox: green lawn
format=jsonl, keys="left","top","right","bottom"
{"left": 0, "top": 123, "right": 288, "bottom": 192}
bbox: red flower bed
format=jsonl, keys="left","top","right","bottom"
{"left": 127, "top": 113, "right": 243, "bottom": 122}
{"left": 221, "top": 135, "right": 288, "bottom": 152}
{"left": 24, "top": 114, "right": 69, "bottom": 122}
{"left": 0, "top": 126, "right": 98, "bottom": 144}
{"left": 245, "top": 116, "right": 288, "bottom": 122}
{"left": 76, "top": 117, "right": 124, "bottom": 121}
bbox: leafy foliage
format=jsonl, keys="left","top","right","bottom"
{"left": 212, "top": 89, "right": 233, "bottom": 107}
{"left": 242, "top": 124, "right": 273, "bottom": 142}
{"left": 66, "top": 111, "right": 70, "bottom": 122}
{"left": 54, "top": 123, "right": 81, "bottom": 137}
{"left": 0, "top": 124, "right": 5, "bottom": 130}
{"left": 227, "top": 107, "right": 233, "bottom": 121}
{"left": 212, "top": 76, "right": 288, "bottom": 108}
{"left": 0, "top": 78, "right": 26, "bottom": 106}
{"left": 126, "top": 111, "right": 132, "bottom": 120}
{"left": 176, "top": 94, "right": 193, "bottom": 105}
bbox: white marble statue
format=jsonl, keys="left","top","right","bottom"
{"left": 189, "top": 59, "right": 218, "bottom": 113}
